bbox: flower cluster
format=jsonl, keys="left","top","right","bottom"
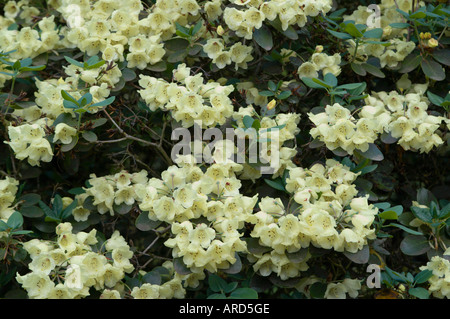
{"left": 203, "top": 38, "right": 254, "bottom": 70}
{"left": 297, "top": 51, "right": 342, "bottom": 79}
{"left": 83, "top": 170, "right": 149, "bottom": 217}
{"left": 16, "top": 223, "right": 134, "bottom": 299}
{"left": 346, "top": 38, "right": 416, "bottom": 68}
{"left": 139, "top": 63, "right": 235, "bottom": 128}
{"left": 244, "top": 159, "right": 378, "bottom": 280}
{"left": 0, "top": 176, "right": 19, "bottom": 226}
{"left": 0, "top": 13, "right": 64, "bottom": 63}
{"left": 223, "top": 0, "right": 333, "bottom": 39}
{"left": 419, "top": 256, "right": 450, "bottom": 299}
{"left": 309, "top": 86, "right": 446, "bottom": 154}
{"left": 309, "top": 103, "right": 381, "bottom": 155}
{"left": 5, "top": 120, "right": 54, "bottom": 167}
{"left": 360, "top": 89, "right": 445, "bottom": 153}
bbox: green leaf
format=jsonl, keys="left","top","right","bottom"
{"left": 0, "top": 220, "right": 9, "bottom": 232}
{"left": 356, "top": 143, "right": 384, "bottom": 161}
{"left": 389, "top": 23, "right": 411, "bottom": 29}
{"left": 408, "top": 287, "right": 429, "bottom": 299}
{"left": 191, "top": 20, "right": 203, "bottom": 36}
{"left": 135, "top": 213, "right": 162, "bottom": 232}
{"left": 350, "top": 63, "right": 367, "bottom": 76}
{"left": 362, "top": 63, "right": 385, "bottom": 78}
{"left": 20, "top": 206, "right": 44, "bottom": 218}
{"left": 323, "top": 73, "right": 338, "bottom": 87}
{"left": 7, "top": 211, "right": 23, "bottom": 230}
{"left": 268, "top": 80, "right": 277, "bottom": 92}
{"left": 432, "top": 49, "right": 450, "bottom": 66}
{"left": 421, "top": 58, "right": 445, "bottom": 81}
{"left": 378, "top": 210, "right": 399, "bottom": 220}
{"left": 344, "top": 23, "right": 364, "bottom": 38}
{"left": 164, "top": 38, "right": 190, "bottom": 52}
{"left": 223, "top": 282, "right": 238, "bottom": 294}
{"left": 39, "top": 200, "right": 58, "bottom": 220}
{"left": 254, "top": 25, "right": 273, "bottom": 51}
{"left": 327, "top": 29, "right": 353, "bottom": 40}
{"left": 400, "top": 235, "right": 431, "bottom": 256}
{"left": 387, "top": 223, "right": 424, "bottom": 235}
{"left": 384, "top": 266, "right": 409, "bottom": 284}
{"left": 243, "top": 115, "right": 254, "bottom": 129}
{"left": 363, "top": 28, "right": 383, "bottom": 38}
{"left": 19, "top": 193, "right": 41, "bottom": 207}
{"left": 409, "top": 11, "right": 426, "bottom": 19}
{"left": 414, "top": 269, "right": 433, "bottom": 284}
{"left": 343, "top": 245, "right": 370, "bottom": 264}
{"left": 301, "top": 77, "right": 328, "bottom": 89}
{"left": 399, "top": 53, "right": 422, "bottom": 73}
{"left": 259, "top": 90, "right": 275, "bottom": 97}
{"left": 52, "top": 195, "right": 63, "bottom": 215}
{"left": 244, "top": 238, "right": 272, "bottom": 255}
{"left": 61, "top": 90, "right": 79, "bottom": 104}
{"left": 427, "top": 91, "right": 444, "bottom": 106}
{"left": 89, "top": 96, "right": 116, "bottom": 108}
{"left": 173, "top": 257, "right": 192, "bottom": 275}
{"left": 229, "top": 288, "right": 258, "bottom": 299}
{"left": 410, "top": 206, "right": 433, "bottom": 223}
{"left": 82, "top": 131, "right": 98, "bottom": 142}
{"left": 438, "top": 203, "right": 450, "bottom": 219}
{"left": 336, "top": 83, "right": 365, "bottom": 91}
{"left": 64, "top": 56, "right": 84, "bottom": 68}
{"left": 60, "top": 199, "right": 77, "bottom": 220}
{"left": 19, "top": 65, "right": 46, "bottom": 72}
{"left": 276, "top": 91, "right": 291, "bottom": 100}
{"left": 264, "top": 178, "right": 286, "bottom": 192}
{"left": 208, "top": 274, "right": 228, "bottom": 293}
{"left": 309, "top": 282, "right": 327, "bottom": 299}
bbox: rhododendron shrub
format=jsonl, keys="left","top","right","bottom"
{"left": 0, "top": 0, "right": 448, "bottom": 300}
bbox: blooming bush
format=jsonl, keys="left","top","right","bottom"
{"left": 0, "top": 0, "right": 449, "bottom": 300}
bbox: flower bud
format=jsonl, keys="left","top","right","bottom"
{"left": 428, "top": 38, "right": 439, "bottom": 48}
{"left": 315, "top": 45, "right": 324, "bottom": 53}
{"left": 267, "top": 99, "right": 276, "bottom": 110}
{"left": 217, "top": 25, "right": 225, "bottom": 36}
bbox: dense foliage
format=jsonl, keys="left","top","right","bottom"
{"left": 0, "top": 0, "right": 449, "bottom": 299}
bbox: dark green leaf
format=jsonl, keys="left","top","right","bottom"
{"left": 343, "top": 245, "right": 370, "bottom": 264}
{"left": 400, "top": 235, "right": 431, "bottom": 256}
{"left": 309, "top": 282, "right": 327, "bottom": 299}
{"left": 64, "top": 56, "right": 84, "bottom": 68}
{"left": 82, "top": 131, "right": 98, "bottom": 142}
{"left": 409, "top": 287, "right": 429, "bottom": 299}
{"left": 362, "top": 63, "right": 385, "bottom": 78}
{"left": 432, "top": 49, "right": 450, "bottom": 66}
{"left": 410, "top": 206, "right": 433, "bottom": 223}
{"left": 229, "top": 288, "right": 258, "bottom": 299}
{"left": 173, "top": 257, "right": 192, "bottom": 275}
{"left": 363, "top": 28, "right": 383, "bottom": 38}
{"left": 7, "top": 211, "right": 23, "bottom": 230}
{"left": 327, "top": 29, "right": 353, "bottom": 40}
{"left": 414, "top": 269, "right": 433, "bottom": 284}
{"left": 208, "top": 274, "right": 228, "bottom": 293}
{"left": 254, "top": 25, "right": 273, "bottom": 51}
{"left": 20, "top": 206, "right": 44, "bottom": 218}
{"left": 399, "top": 53, "right": 422, "bottom": 73}
{"left": 388, "top": 223, "right": 424, "bottom": 235}
{"left": 135, "top": 213, "right": 162, "bottom": 232}
{"left": 264, "top": 178, "right": 286, "bottom": 192}
{"left": 421, "top": 58, "right": 445, "bottom": 81}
